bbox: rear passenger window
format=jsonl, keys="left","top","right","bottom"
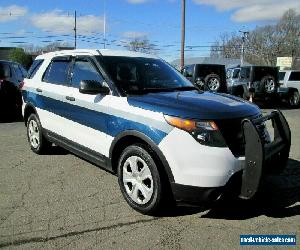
{"left": 27, "top": 59, "right": 43, "bottom": 79}
{"left": 289, "top": 72, "right": 300, "bottom": 81}
{"left": 71, "top": 59, "right": 104, "bottom": 88}
{"left": 43, "top": 58, "right": 71, "bottom": 85}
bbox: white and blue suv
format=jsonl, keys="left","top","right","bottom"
{"left": 22, "top": 49, "right": 291, "bottom": 214}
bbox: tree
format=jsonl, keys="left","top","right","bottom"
{"left": 126, "top": 38, "right": 156, "bottom": 54}
{"left": 211, "top": 9, "right": 300, "bottom": 66}
{"left": 9, "top": 48, "right": 32, "bottom": 69}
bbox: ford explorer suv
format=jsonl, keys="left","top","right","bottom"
{"left": 278, "top": 70, "right": 300, "bottom": 107}
{"left": 22, "top": 50, "right": 291, "bottom": 215}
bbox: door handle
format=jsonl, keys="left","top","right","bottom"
{"left": 65, "top": 96, "right": 75, "bottom": 101}
{"left": 36, "top": 88, "right": 42, "bottom": 93}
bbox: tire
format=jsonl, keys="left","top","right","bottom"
{"left": 288, "top": 90, "right": 300, "bottom": 108}
{"left": 117, "top": 144, "right": 168, "bottom": 215}
{"left": 261, "top": 75, "right": 276, "bottom": 93}
{"left": 26, "top": 113, "right": 51, "bottom": 154}
{"left": 204, "top": 74, "right": 220, "bottom": 92}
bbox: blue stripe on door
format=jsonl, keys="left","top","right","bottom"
{"left": 22, "top": 90, "right": 167, "bottom": 145}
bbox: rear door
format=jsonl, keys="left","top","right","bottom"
{"left": 34, "top": 56, "right": 73, "bottom": 135}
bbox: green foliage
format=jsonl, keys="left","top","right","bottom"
{"left": 127, "top": 38, "right": 155, "bottom": 53}
{"left": 9, "top": 48, "right": 32, "bottom": 69}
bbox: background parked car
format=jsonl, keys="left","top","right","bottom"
{"left": 226, "top": 67, "right": 249, "bottom": 99}
{"left": 238, "top": 66, "right": 280, "bottom": 102}
{"left": 278, "top": 70, "right": 300, "bottom": 107}
{"left": 0, "top": 60, "right": 27, "bottom": 121}
{"left": 181, "top": 64, "right": 227, "bottom": 93}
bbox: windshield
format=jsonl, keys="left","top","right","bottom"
{"left": 232, "top": 68, "right": 240, "bottom": 79}
{"left": 96, "top": 56, "right": 195, "bottom": 94}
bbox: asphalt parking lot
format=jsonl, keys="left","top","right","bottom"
{"left": 0, "top": 108, "right": 299, "bottom": 249}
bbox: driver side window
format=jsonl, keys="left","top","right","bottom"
{"left": 71, "top": 59, "right": 104, "bottom": 88}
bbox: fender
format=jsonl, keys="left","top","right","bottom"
{"left": 23, "top": 102, "right": 39, "bottom": 126}
{"left": 109, "top": 130, "right": 175, "bottom": 182}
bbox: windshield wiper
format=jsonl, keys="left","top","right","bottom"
{"left": 169, "top": 86, "right": 199, "bottom": 91}
{"left": 126, "top": 86, "right": 200, "bottom": 95}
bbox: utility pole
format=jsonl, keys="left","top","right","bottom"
{"left": 74, "top": 10, "right": 77, "bottom": 49}
{"left": 103, "top": 0, "right": 106, "bottom": 49}
{"left": 239, "top": 30, "right": 249, "bottom": 66}
{"left": 180, "top": 0, "right": 185, "bottom": 71}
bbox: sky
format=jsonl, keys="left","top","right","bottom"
{"left": 0, "top": 0, "right": 299, "bottom": 62}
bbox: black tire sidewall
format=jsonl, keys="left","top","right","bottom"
{"left": 289, "top": 91, "right": 300, "bottom": 107}
{"left": 117, "top": 144, "right": 162, "bottom": 214}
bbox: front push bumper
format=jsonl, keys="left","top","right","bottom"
{"left": 240, "top": 110, "right": 291, "bottom": 199}
{"left": 171, "top": 110, "right": 291, "bottom": 204}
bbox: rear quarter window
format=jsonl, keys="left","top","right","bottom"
{"left": 288, "top": 72, "right": 300, "bottom": 81}
{"left": 27, "top": 59, "right": 44, "bottom": 79}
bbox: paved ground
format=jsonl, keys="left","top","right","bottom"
{"left": 0, "top": 108, "right": 299, "bottom": 249}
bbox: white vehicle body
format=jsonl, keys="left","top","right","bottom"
{"left": 21, "top": 49, "right": 291, "bottom": 213}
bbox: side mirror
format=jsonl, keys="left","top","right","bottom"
{"left": 79, "top": 80, "right": 110, "bottom": 95}
{"left": 182, "top": 69, "right": 188, "bottom": 77}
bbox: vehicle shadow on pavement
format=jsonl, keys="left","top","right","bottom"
{"left": 255, "top": 101, "right": 299, "bottom": 110}
{"left": 47, "top": 145, "right": 70, "bottom": 155}
{"left": 201, "top": 158, "right": 300, "bottom": 220}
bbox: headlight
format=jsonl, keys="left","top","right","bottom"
{"left": 164, "top": 115, "right": 226, "bottom": 147}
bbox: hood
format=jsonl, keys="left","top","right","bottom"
{"left": 127, "top": 90, "right": 260, "bottom": 120}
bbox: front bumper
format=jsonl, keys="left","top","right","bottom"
{"left": 168, "top": 110, "right": 291, "bottom": 203}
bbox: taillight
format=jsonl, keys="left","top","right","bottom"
{"left": 19, "top": 81, "right": 25, "bottom": 89}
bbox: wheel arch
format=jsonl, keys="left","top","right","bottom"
{"left": 109, "top": 130, "right": 174, "bottom": 183}
{"left": 23, "top": 103, "right": 38, "bottom": 126}
{"left": 287, "top": 87, "right": 299, "bottom": 94}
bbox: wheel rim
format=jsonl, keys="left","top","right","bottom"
{"left": 207, "top": 78, "right": 220, "bottom": 91}
{"left": 28, "top": 120, "right": 40, "bottom": 149}
{"left": 265, "top": 79, "right": 275, "bottom": 93}
{"left": 122, "top": 156, "right": 154, "bottom": 205}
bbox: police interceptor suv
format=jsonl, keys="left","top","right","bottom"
{"left": 22, "top": 50, "right": 291, "bottom": 215}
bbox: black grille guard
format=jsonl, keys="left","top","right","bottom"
{"left": 239, "top": 110, "right": 291, "bottom": 199}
